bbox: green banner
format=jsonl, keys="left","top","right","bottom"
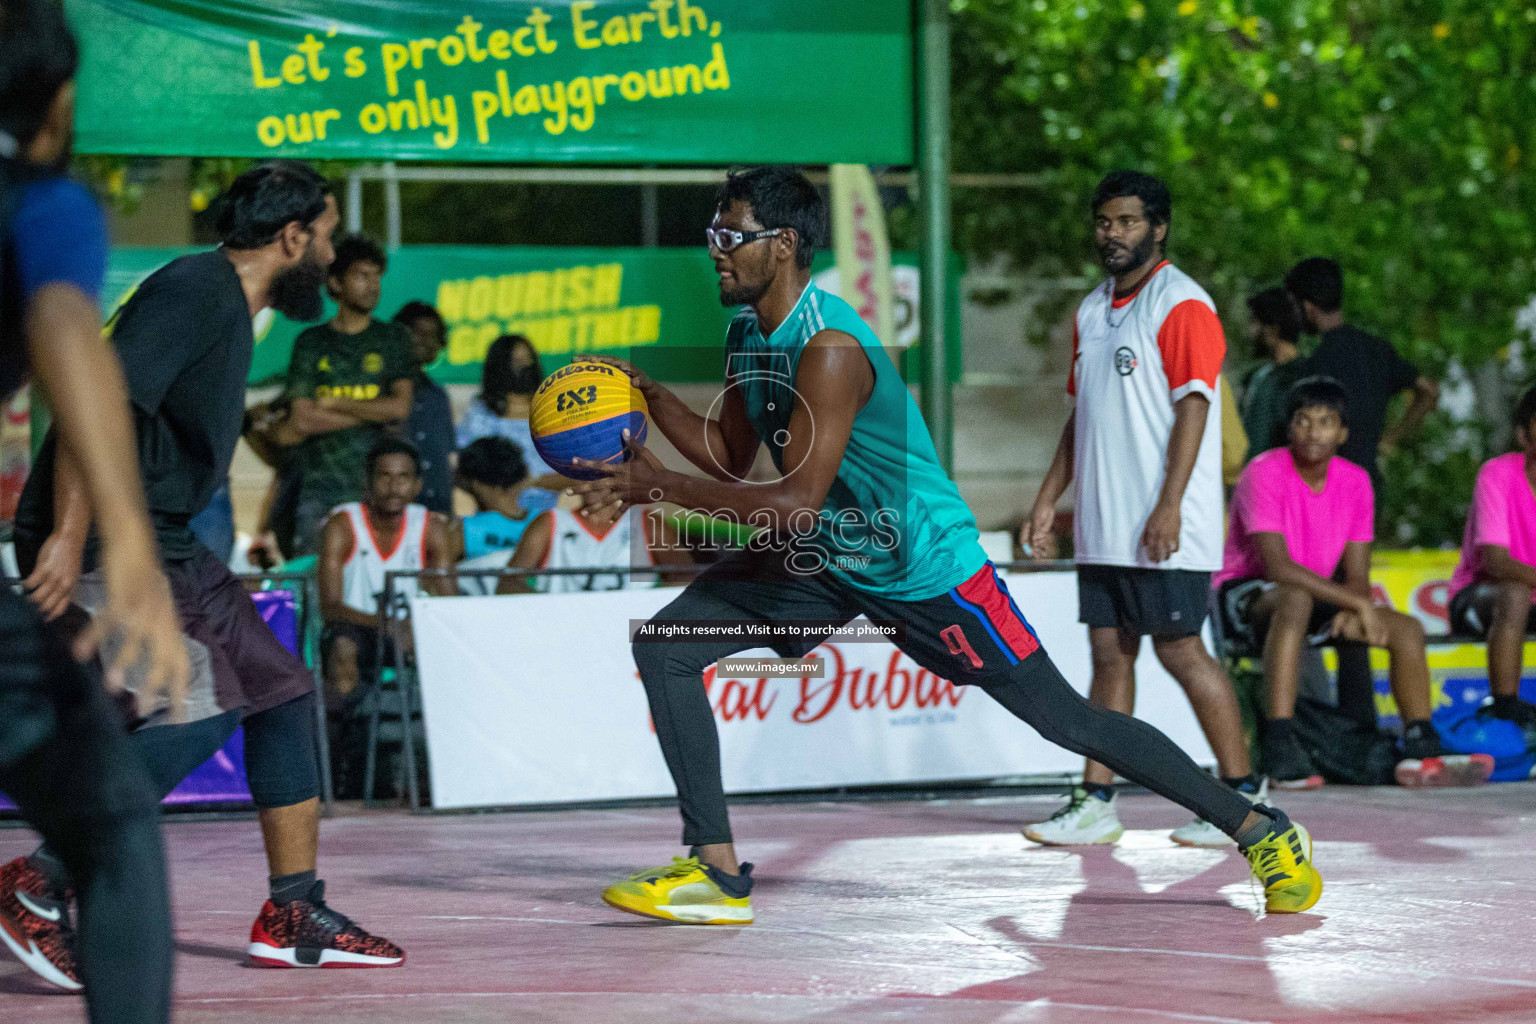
{"left": 102, "top": 245, "right": 959, "bottom": 386}
{"left": 70, "top": 0, "right": 912, "bottom": 165}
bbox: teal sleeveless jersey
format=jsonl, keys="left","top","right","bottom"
{"left": 725, "top": 282, "right": 987, "bottom": 600}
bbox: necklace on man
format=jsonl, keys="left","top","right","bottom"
{"left": 1104, "top": 281, "right": 1141, "bottom": 331}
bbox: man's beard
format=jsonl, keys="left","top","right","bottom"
{"left": 720, "top": 277, "right": 769, "bottom": 307}
{"left": 269, "top": 251, "right": 328, "bottom": 322}
{"left": 1098, "top": 231, "right": 1156, "bottom": 276}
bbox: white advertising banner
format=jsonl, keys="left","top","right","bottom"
{"left": 408, "top": 572, "right": 1216, "bottom": 810}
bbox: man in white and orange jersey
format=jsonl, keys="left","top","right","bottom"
{"left": 1022, "top": 170, "right": 1262, "bottom": 848}
{"left": 318, "top": 437, "right": 454, "bottom": 710}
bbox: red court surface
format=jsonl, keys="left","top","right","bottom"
{"left": 3, "top": 784, "right": 1534, "bottom": 1023}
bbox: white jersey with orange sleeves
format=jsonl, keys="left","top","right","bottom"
{"left": 336, "top": 502, "right": 430, "bottom": 616}
{"left": 534, "top": 507, "right": 656, "bottom": 594}
{"left": 1067, "top": 261, "right": 1227, "bottom": 571}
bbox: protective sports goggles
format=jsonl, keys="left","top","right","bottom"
{"left": 705, "top": 226, "right": 783, "bottom": 253}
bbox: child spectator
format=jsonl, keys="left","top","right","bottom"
{"left": 1217, "top": 376, "right": 1491, "bottom": 789}
{"left": 454, "top": 436, "right": 552, "bottom": 561}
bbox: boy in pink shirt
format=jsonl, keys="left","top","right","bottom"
{"left": 1448, "top": 386, "right": 1536, "bottom": 731}
{"left": 1218, "top": 376, "right": 1491, "bottom": 788}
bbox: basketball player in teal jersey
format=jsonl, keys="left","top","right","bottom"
{"left": 574, "top": 166, "right": 1321, "bottom": 923}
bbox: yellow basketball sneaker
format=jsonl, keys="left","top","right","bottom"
{"left": 1242, "top": 818, "right": 1322, "bottom": 914}
{"left": 602, "top": 857, "right": 754, "bottom": 925}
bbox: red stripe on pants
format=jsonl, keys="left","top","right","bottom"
{"left": 955, "top": 567, "right": 1040, "bottom": 660}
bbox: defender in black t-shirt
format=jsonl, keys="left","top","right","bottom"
{"left": 12, "top": 162, "right": 406, "bottom": 975}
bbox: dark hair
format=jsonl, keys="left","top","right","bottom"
{"left": 716, "top": 166, "right": 826, "bottom": 269}
{"left": 329, "top": 233, "right": 387, "bottom": 281}
{"left": 1284, "top": 257, "right": 1344, "bottom": 313}
{"left": 1514, "top": 384, "right": 1536, "bottom": 436}
{"left": 0, "top": 0, "right": 79, "bottom": 148}
{"left": 479, "top": 333, "right": 541, "bottom": 417}
{"left": 393, "top": 300, "right": 444, "bottom": 334}
{"left": 1092, "top": 170, "right": 1172, "bottom": 231}
{"left": 214, "top": 162, "right": 332, "bottom": 249}
{"left": 1285, "top": 375, "right": 1350, "bottom": 429}
{"left": 366, "top": 436, "right": 421, "bottom": 478}
{"left": 1247, "top": 287, "right": 1301, "bottom": 343}
{"left": 456, "top": 436, "right": 529, "bottom": 490}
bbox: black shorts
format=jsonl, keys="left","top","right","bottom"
{"left": 644, "top": 551, "right": 1043, "bottom": 686}
{"left": 1076, "top": 565, "right": 1210, "bottom": 638}
{"left": 1216, "top": 577, "right": 1339, "bottom": 651}
{"left": 1449, "top": 582, "right": 1536, "bottom": 638}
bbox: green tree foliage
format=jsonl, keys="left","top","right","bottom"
{"left": 951, "top": 0, "right": 1536, "bottom": 541}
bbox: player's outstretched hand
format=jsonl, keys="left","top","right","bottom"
{"left": 75, "top": 541, "right": 190, "bottom": 723}
{"left": 583, "top": 355, "right": 654, "bottom": 394}
{"left": 23, "top": 530, "right": 87, "bottom": 622}
{"left": 569, "top": 429, "right": 672, "bottom": 517}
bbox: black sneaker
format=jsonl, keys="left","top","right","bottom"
{"left": 1264, "top": 736, "right": 1323, "bottom": 791}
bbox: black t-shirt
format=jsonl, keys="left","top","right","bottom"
{"left": 17, "top": 249, "right": 253, "bottom": 561}
{"left": 1293, "top": 324, "right": 1420, "bottom": 483}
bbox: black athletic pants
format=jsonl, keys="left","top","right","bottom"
{"left": 0, "top": 589, "right": 171, "bottom": 1024}
{"left": 632, "top": 554, "right": 1255, "bottom": 848}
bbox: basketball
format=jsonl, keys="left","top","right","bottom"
{"left": 529, "top": 360, "right": 650, "bottom": 481}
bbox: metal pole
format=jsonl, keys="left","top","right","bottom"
{"left": 916, "top": 0, "right": 953, "bottom": 471}
{"left": 640, "top": 183, "right": 660, "bottom": 247}
{"left": 383, "top": 161, "right": 401, "bottom": 251}
{"left": 345, "top": 168, "right": 363, "bottom": 234}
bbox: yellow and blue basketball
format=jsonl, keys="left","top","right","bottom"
{"left": 529, "top": 360, "right": 650, "bottom": 481}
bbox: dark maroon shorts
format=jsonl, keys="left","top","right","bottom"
{"left": 164, "top": 548, "right": 314, "bottom": 718}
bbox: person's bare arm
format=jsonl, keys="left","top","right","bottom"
{"left": 287, "top": 397, "right": 365, "bottom": 438}
{"left": 318, "top": 513, "right": 378, "bottom": 629}
{"left": 1256, "top": 535, "right": 1385, "bottom": 646}
{"left": 1379, "top": 375, "right": 1440, "bottom": 457}
{"left": 585, "top": 355, "right": 759, "bottom": 481}
{"left": 24, "top": 442, "right": 92, "bottom": 620}
{"left": 573, "top": 334, "right": 870, "bottom": 520}
{"left": 1023, "top": 412, "right": 1075, "bottom": 559}
{"left": 319, "top": 378, "right": 413, "bottom": 423}
{"left": 24, "top": 283, "right": 188, "bottom": 702}
{"left": 1476, "top": 544, "right": 1536, "bottom": 590}
{"left": 1141, "top": 393, "right": 1209, "bottom": 562}
{"left": 496, "top": 511, "right": 553, "bottom": 595}
{"left": 420, "top": 512, "right": 457, "bottom": 597}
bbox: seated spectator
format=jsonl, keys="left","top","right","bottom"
{"left": 1240, "top": 287, "right": 1305, "bottom": 456}
{"left": 456, "top": 334, "right": 567, "bottom": 497}
{"left": 318, "top": 438, "right": 453, "bottom": 709}
{"left": 454, "top": 436, "right": 553, "bottom": 562}
{"left": 285, "top": 234, "right": 414, "bottom": 556}
{"left": 1449, "top": 385, "right": 1536, "bottom": 732}
{"left": 497, "top": 503, "right": 683, "bottom": 595}
{"left": 393, "top": 301, "right": 456, "bottom": 516}
{"left": 1216, "top": 376, "right": 1491, "bottom": 789}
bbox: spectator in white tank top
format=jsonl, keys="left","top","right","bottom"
{"left": 317, "top": 437, "right": 455, "bottom": 709}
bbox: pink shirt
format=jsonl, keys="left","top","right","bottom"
{"left": 1451, "top": 452, "right": 1536, "bottom": 597}
{"left": 1216, "top": 449, "right": 1374, "bottom": 588}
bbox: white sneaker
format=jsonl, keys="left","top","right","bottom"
{"left": 1023, "top": 787, "right": 1123, "bottom": 846}
{"left": 1170, "top": 779, "right": 1270, "bottom": 848}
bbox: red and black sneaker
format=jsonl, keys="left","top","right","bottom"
{"left": 0, "top": 856, "right": 82, "bottom": 991}
{"left": 248, "top": 881, "right": 404, "bottom": 969}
